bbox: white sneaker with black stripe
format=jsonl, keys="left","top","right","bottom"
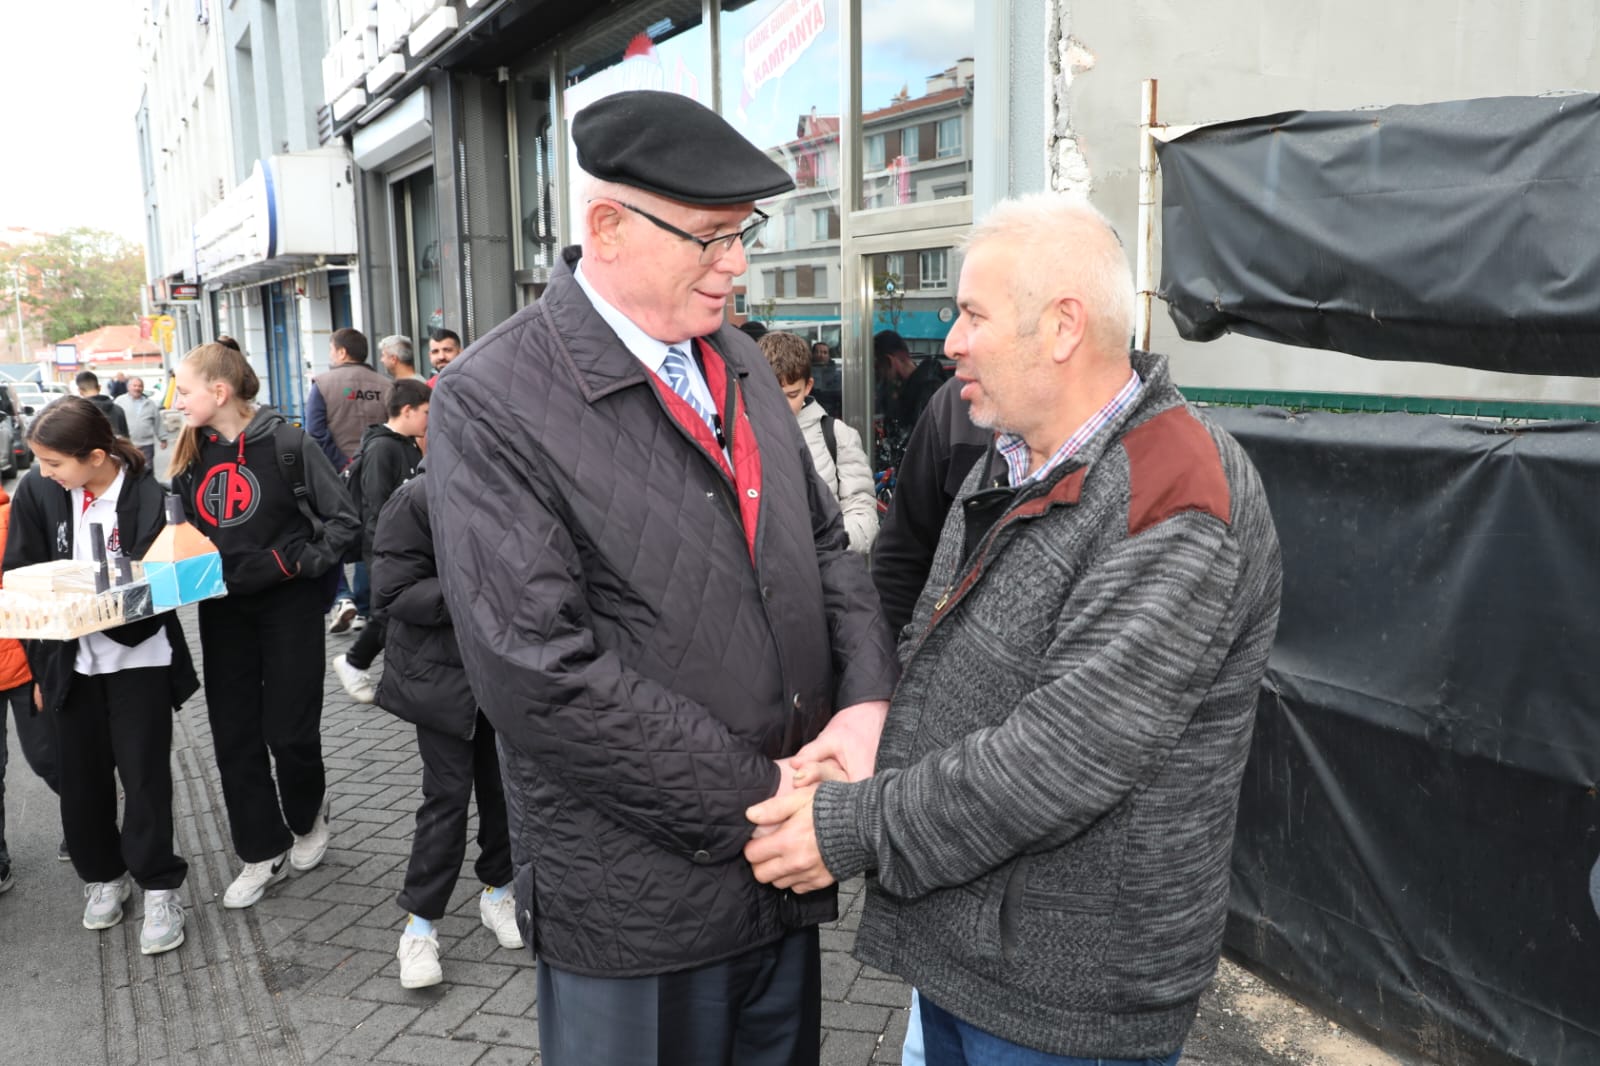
{"left": 222, "top": 852, "right": 288, "bottom": 909}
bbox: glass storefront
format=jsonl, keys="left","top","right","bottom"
{"left": 391, "top": 166, "right": 442, "bottom": 343}
{"left": 494, "top": 0, "right": 982, "bottom": 492}
{"left": 721, "top": 0, "right": 844, "bottom": 415}
{"left": 560, "top": 0, "right": 711, "bottom": 240}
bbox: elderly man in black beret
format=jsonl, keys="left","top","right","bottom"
{"left": 425, "top": 90, "right": 898, "bottom": 1066}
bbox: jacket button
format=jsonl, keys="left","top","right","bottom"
{"left": 792, "top": 692, "right": 802, "bottom": 709}
{"left": 746, "top": 488, "right": 759, "bottom": 498}
{"left": 692, "top": 850, "right": 712, "bottom": 864}
{"left": 761, "top": 585, "right": 772, "bottom": 601}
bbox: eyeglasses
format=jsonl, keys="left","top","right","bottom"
{"left": 618, "top": 202, "right": 768, "bottom": 264}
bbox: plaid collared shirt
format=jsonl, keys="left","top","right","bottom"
{"left": 998, "top": 370, "right": 1143, "bottom": 486}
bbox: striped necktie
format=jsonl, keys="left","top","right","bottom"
{"left": 661, "top": 346, "right": 717, "bottom": 434}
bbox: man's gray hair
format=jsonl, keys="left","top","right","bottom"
{"left": 962, "top": 193, "right": 1136, "bottom": 353}
{"left": 379, "top": 334, "right": 414, "bottom": 365}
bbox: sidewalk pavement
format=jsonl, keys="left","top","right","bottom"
{"left": 0, "top": 605, "right": 1412, "bottom": 1065}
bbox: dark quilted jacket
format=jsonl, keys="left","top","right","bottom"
{"left": 371, "top": 471, "right": 476, "bottom": 739}
{"left": 427, "top": 248, "right": 899, "bottom": 977}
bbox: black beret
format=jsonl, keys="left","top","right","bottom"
{"left": 573, "top": 90, "right": 796, "bottom": 206}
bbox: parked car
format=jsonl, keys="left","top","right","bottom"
{"left": 0, "top": 385, "right": 29, "bottom": 478}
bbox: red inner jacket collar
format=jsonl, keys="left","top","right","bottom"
{"left": 648, "top": 339, "right": 765, "bottom": 562}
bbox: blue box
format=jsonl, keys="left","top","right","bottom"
{"left": 144, "top": 554, "right": 227, "bottom": 609}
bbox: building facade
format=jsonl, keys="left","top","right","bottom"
{"left": 140, "top": 0, "right": 359, "bottom": 420}
{"left": 322, "top": 0, "right": 993, "bottom": 475}
{"left": 135, "top": 0, "right": 236, "bottom": 360}
{"left": 317, "top": 0, "right": 1600, "bottom": 465}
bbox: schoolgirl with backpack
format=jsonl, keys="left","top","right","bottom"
{"left": 2, "top": 396, "right": 199, "bottom": 953}
{"left": 167, "top": 342, "right": 359, "bottom": 910}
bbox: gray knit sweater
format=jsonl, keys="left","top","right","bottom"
{"left": 813, "top": 352, "right": 1281, "bottom": 1058}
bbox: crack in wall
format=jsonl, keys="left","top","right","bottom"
{"left": 1048, "top": 2, "right": 1096, "bottom": 197}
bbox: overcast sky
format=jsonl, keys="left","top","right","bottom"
{"left": 0, "top": 1, "right": 146, "bottom": 242}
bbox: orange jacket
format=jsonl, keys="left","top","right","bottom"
{"left": 0, "top": 485, "right": 35, "bottom": 690}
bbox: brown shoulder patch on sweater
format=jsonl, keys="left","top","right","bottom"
{"left": 1121, "top": 406, "right": 1231, "bottom": 536}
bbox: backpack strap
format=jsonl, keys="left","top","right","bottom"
{"left": 819, "top": 411, "right": 839, "bottom": 466}
{"left": 274, "top": 423, "right": 325, "bottom": 539}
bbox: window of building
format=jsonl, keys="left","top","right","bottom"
{"left": 813, "top": 206, "right": 839, "bottom": 242}
{"left": 901, "top": 124, "right": 919, "bottom": 161}
{"left": 864, "top": 133, "right": 885, "bottom": 172}
{"left": 933, "top": 182, "right": 966, "bottom": 200}
{"left": 919, "top": 249, "right": 948, "bottom": 289}
{"left": 937, "top": 116, "right": 963, "bottom": 158}
{"left": 735, "top": 293, "right": 747, "bottom": 314}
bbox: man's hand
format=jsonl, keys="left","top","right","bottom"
{"left": 791, "top": 699, "right": 888, "bottom": 786}
{"left": 744, "top": 786, "right": 835, "bottom": 893}
{"left": 33, "top": 683, "right": 42, "bottom": 712}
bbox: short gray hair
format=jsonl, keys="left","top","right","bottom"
{"left": 962, "top": 193, "right": 1135, "bottom": 353}
{"left": 379, "top": 334, "right": 414, "bottom": 365}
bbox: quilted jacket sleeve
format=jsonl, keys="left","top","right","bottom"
{"left": 429, "top": 371, "right": 783, "bottom": 865}
{"left": 370, "top": 482, "right": 449, "bottom": 628}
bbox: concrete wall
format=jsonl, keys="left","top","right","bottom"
{"left": 1047, "top": 0, "right": 1600, "bottom": 404}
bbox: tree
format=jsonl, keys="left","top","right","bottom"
{"left": 0, "top": 229, "right": 145, "bottom": 344}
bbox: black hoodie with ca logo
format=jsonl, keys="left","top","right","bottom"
{"left": 172, "top": 407, "right": 360, "bottom": 595}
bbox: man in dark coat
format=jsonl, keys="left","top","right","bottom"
{"left": 427, "top": 90, "right": 899, "bottom": 1066}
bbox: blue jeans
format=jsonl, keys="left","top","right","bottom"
{"left": 333, "top": 561, "right": 371, "bottom": 617}
{"left": 920, "top": 995, "right": 1182, "bottom": 1066}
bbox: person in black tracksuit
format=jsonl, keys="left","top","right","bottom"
{"left": 369, "top": 469, "right": 519, "bottom": 989}
{"left": 4, "top": 396, "right": 199, "bottom": 953}
{"left": 167, "top": 343, "right": 359, "bottom": 910}
{"left": 332, "top": 378, "right": 429, "bottom": 704}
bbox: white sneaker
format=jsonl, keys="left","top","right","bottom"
{"left": 349, "top": 615, "right": 368, "bottom": 632}
{"left": 290, "top": 804, "right": 331, "bottom": 872}
{"left": 222, "top": 853, "right": 288, "bottom": 909}
{"left": 327, "top": 598, "right": 357, "bottom": 635}
{"left": 397, "top": 930, "right": 443, "bottom": 988}
{"left": 83, "top": 875, "right": 133, "bottom": 929}
{"left": 479, "top": 889, "right": 524, "bottom": 950}
{"left": 140, "top": 889, "right": 185, "bottom": 955}
{"left": 332, "top": 654, "right": 376, "bottom": 703}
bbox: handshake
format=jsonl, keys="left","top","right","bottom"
{"left": 742, "top": 700, "right": 889, "bottom": 895}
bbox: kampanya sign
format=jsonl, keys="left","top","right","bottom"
{"left": 742, "top": 0, "right": 826, "bottom": 103}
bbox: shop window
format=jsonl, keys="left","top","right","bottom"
{"left": 562, "top": 0, "right": 709, "bottom": 238}
{"left": 859, "top": 1, "right": 974, "bottom": 209}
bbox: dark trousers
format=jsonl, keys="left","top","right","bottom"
{"left": 398, "top": 714, "right": 512, "bottom": 919}
{"left": 346, "top": 616, "right": 386, "bottom": 670}
{"left": 536, "top": 926, "right": 821, "bottom": 1066}
{"left": 58, "top": 668, "right": 187, "bottom": 890}
{"left": 199, "top": 579, "right": 327, "bottom": 862}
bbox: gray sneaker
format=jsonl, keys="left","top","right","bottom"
{"left": 140, "top": 889, "right": 185, "bottom": 955}
{"left": 83, "top": 875, "right": 133, "bottom": 929}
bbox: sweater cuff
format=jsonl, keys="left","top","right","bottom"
{"left": 813, "top": 778, "right": 877, "bottom": 882}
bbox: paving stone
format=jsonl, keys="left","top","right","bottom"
{"left": 405, "top": 983, "right": 496, "bottom": 1038}
{"left": 822, "top": 1028, "right": 882, "bottom": 1066}
{"left": 825, "top": 1001, "right": 893, "bottom": 1033}
{"left": 849, "top": 977, "right": 915, "bottom": 1008}
{"left": 453, "top": 1013, "right": 540, "bottom": 1050}
{"left": 480, "top": 969, "right": 538, "bottom": 1018}
{"left": 326, "top": 1004, "right": 425, "bottom": 1060}
{"left": 376, "top": 1034, "right": 490, "bottom": 1066}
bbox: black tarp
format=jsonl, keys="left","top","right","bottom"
{"left": 1207, "top": 406, "right": 1600, "bottom": 1065}
{"left": 1157, "top": 94, "right": 1600, "bottom": 376}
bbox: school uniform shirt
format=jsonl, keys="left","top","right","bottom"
{"left": 72, "top": 469, "right": 172, "bottom": 675}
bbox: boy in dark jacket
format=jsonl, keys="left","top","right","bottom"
{"left": 370, "top": 469, "right": 519, "bottom": 988}
{"left": 332, "top": 379, "right": 429, "bottom": 703}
